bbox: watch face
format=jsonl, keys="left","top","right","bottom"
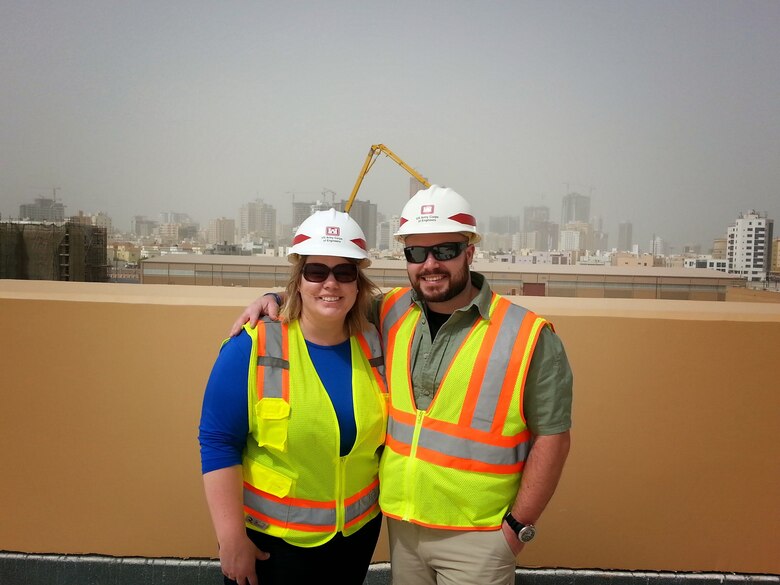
{"left": 519, "top": 525, "right": 536, "bottom": 543}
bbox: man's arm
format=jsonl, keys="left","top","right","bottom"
{"left": 229, "top": 293, "right": 284, "bottom": 337}
{"left": 503, "top": 430, "right": 571, "bottom": 555}
{"left": 229, "top": 291, "right": 384, "bottom": 337}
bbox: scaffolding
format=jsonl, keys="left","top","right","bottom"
{"left": 0, "top": 222, "right": 109, "bottom": 282}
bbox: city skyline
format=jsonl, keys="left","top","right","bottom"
{"left": 2, "top": 2, "right": 779, "bottom": 250}
{"left": 16, "top": 191, "right": 780, "bottom": 256}
{"left": 7, "top": 189, "right": 773, "bottom": 256}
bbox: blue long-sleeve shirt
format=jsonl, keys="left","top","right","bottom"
{"left": 198, "top": 329, "right": 356, "bottom": 474}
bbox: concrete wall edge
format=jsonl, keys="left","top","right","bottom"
{"left": 1, "top": 553, "right": 777, "bottom": 585}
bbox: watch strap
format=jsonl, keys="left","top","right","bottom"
{"left": 503, "top": 511, "right": 526, "bottom": 534}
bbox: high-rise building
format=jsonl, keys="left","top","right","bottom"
{"left": 409, "top": 177, "right": 427, "bottom": 198}
{"left": 157, "top": 212, "right": 199, "bottom": 242}
{"left": 559, "top": 229, "right": 582, "bottom": 252}
{"left": 291, "top": 201, "right": 314, "bottom": 231}
{"left": 376, "top": 216, "right": 404, "bottom": 255}
{"left": 239, "top": 199, "right": 276, "bottom": 243}
{"left": 649, "top": 235, "right": 666, "bottom": 256}
{"left": 561, "top": 192, "right": 590, "bottom": 225}
{"left": 158, "top": 223, "right": 180, "bottom": 245}
{"left": 488, "top": 215, "right": 521, "bottom": 235}
{"left": 376, "top": 220, "right": 392, "bottom": 251}
{"left": 0, "top": 222, "right": 107, "bottom": 281}
{"left": 291, "top": 200, "right": 331, "bottom": 230}
{"left": 523, "top": 221, "right": 558, "bottom": 252}
{"left": 711, "top": 238, "right": 727, "bottom": 259}
{"left": 590, "top": 230, "right": 609, "bottom": 253}
{"left": 726, "top": 210, "right": 774, "bottom": 282}
{"left": 336, "top": 199, "right": 377, "bottom": 251}
{"left": 208, "top": 217, "right": 236, "bottom": 245}
{"left": 19, "top": 197, "right": 65, "bottom": 222}
{"left": 560, "top": 221, "right": 591, "bottom": 253}
{"left": 523, "top": 206, "right": 550, "bottom": 233}
{"left": 159, "top": 211, "right": 192, "bottom": 224}
{"left": 618, "top": 222, "right": 633, "bottom": 252}
{"left": 772, "top": 238, "right": 780, "bottom": 275}
{"left": 131, "top": 216, "right": 158, "bottom": 237}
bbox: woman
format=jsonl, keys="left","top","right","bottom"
{"left": 198, "top": 209, "right": 387, "bottom": 585}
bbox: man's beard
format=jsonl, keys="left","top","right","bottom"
{"left": 410, "top": 262, "right": 470, "bottom": 304}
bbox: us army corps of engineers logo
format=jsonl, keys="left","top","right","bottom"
{"left": 322, "top": 225, "right": 343, "bottom": 243}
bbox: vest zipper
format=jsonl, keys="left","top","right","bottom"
{"left": 336, "top": 454, "right": 346, "bottom": 532}
{"left": 402, "top": 409, "right": 426, "bottom": 522}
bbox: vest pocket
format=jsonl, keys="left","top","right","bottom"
{"left": 244, "top": 460, "right": 293, "bottom": 499}
{"left": 254, "top": 397, "right": 291, "bottom": 451}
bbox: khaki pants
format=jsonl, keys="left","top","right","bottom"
{"left": 387, "top": 518, "right": 517, "bottom": 585}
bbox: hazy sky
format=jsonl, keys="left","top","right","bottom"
{"left": 2, "top": 1, "right": 779, "bottom": 251}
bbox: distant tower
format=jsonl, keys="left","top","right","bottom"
{"left": 561, "top": 192, "right": 590, "bottom": 225}
{"left": 618, "top": 222, "right": 633, "bottom": 252}
{"left": 208, "top": 217, "right": 236, "bottom": 245}
{"left": 376, "top": 220, "right": 392, "bottom": 250}
{"left": 726, "top": 210, "right": 774, "bottom": 282}
{"left": 409, "top": 177, "right": 427, "bottom": 198}
{"left": 159, "top": 211, "right": 192, "bottom": 224}
{"left": 337, "top": 198, "right": 377, "bottom": 251}
{"left": 649, "top": 235, "right": 666, "bottom": 256}
{"left": 488, "top": 215, "right": 521, "bottom": 235}
{"left": 523, "top": 206, "right": 550, "bottom": 233}
{"left": 131, "top": 216, "right": 158, "bottom": 237}
{"left": 19, "top": 196, "right": 65, "bottom": 222}
{"left": 240, "top": 199, "right": 277, "bottom": 243}
{"left": 711, "top": 238, "right": 727, "bottom": 260}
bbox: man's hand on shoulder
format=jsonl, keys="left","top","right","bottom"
{"left": 229, "top": 293, "right": 282, "bottom": 337}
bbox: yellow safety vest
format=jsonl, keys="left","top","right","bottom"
{"left": 241, "top": 318, "right": 388, "bottom": 546}
{"left": 377, "top": 288, "right": 549, "bottom": 530}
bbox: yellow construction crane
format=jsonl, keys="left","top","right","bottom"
{"left": 344, "top": 144, "right": 430, "bottom": 212}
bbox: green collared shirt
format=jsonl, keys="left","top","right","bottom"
{"left": 372, "top": 272, "right": 572, "bottom": 436}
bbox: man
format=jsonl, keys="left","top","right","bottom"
{"left": 231, "top": 185, "right": 573, "bottom": 585}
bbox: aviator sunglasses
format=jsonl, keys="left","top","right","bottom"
{"left": 403, "top": 241, "right": 468, "bottom": 264}
{"left": 302, "top": 262, "right": 359, "bottom": 283}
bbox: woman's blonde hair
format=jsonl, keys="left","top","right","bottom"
{"left": 279, "top": 256, "right": 379, "bottom": 337}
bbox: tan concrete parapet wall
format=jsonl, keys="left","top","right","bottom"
{"left": 1, "top": 280, "right": 778, "bottom": 575}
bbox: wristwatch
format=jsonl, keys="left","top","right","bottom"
{"left": 503, "top": 511, "right": 536, "bottom": 543}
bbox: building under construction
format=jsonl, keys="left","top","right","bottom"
{"left": 0, "top": 221, "right": 108, "bottom": 282}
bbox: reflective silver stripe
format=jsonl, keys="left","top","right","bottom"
{"left": 260, "top": 323, "right": 284, "bottom": 398}
{"left": 243, "top": 485, "right": 377, "bottom": 527}
{"left": 243, "top": 487, "right": 337, "bottom": 527}
{"left": 257, "top": 356, "right": 288, "bottom": 369}
{"left": 361, "top": 328, "right": 385, "bottom": 378}
{"left": 388, "top": 416, "right": 527, "bottom": 466}
{"left": 470, "top": 302, "right": 528, "bottom": 432}
{"left": 345, "top": 484, "right": 379, "bottom": 522}
{"left": 380, "top": 289, "right": 413, "bottom": 350}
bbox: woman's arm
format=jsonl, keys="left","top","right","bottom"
{"left": 203, "top": 466, "right": 269, "bottom": 585}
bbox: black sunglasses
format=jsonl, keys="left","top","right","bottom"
{"left": 403, "top": 242, "right": 468, "bottom": 264}
{"left": 302, "top": 262, "right": 359, "bottom": 283}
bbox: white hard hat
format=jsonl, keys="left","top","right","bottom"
{"left": 289, "top": 208, "right": 371, "bottom": 267}
{"left": 394, "top": 184, "right": 481, "bottom": 244}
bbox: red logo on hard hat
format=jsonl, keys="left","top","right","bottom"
{"left": 326, "top": 226, "right": 340, "bottom": 236}
{"left": 421, "top": 205, "right": 434, "bottom": 215}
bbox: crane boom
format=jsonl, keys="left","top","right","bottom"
{"left": 344, "top": 144, "right": 430, "bottom": 212}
